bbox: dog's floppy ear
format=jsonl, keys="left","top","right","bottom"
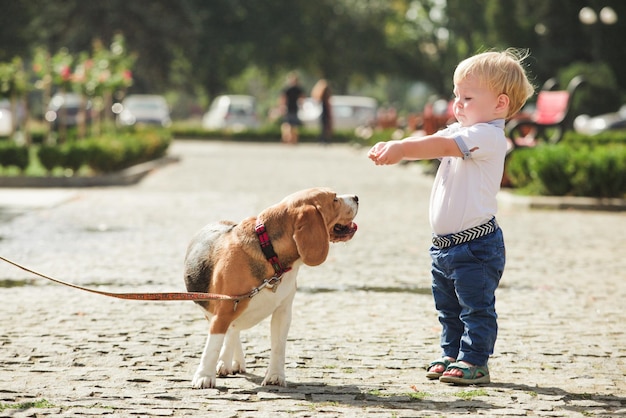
{"left": 293, "top": 205, "right": 329, "bottom": 266}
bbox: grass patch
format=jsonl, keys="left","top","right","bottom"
{"left": 369, "top": 388, "right": 429, "bottom": 401}
{"left": 307, "top": 401, "right": 340, "bottom": 411}
{"left": 455, "top": 389, "right": 488, "bottom": 400}
{"left": 0, "top": 278, "right": 36, "bottom": 288}
{"left": 0, "top": 399, "right": 56, "bottom": 411}
{"left": 408, "top": 391, "right": 428, "bottom": 400}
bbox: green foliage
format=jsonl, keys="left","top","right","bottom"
{"left": 85, "top": 128, "right": 172, "bottom": 173}
{"left": 171, "top": 124, "right": 357, "bottom": 143}
{"left": 529, "top": 146, "right": 574, "bottom": 196}
{"left": 571, "top": 146, "right": 626, "bottom": 198}
{"left": 6, "top": 0, "right": 626, "bottom": 110}
{"left": 2, "top": 129, "right": 171, "bottom": 175}
{"left": 558, "top": 62, "right": 621, "bottom": 117}
{"left": 87, "top": 137, "right": 126, "bottom": 172}
{"left": 505, "top": 148, "right": 534, "bottom": 189}
{"left": 506, "top": 143, "right": 626, "bottom": 198}
{"left": 563, "top": 130, "right": 626, "bottom": 146}
{"left": 62, "top": 141, "right": 92, "bottom": 172}
{"left": 37, "top": 144, "right": 64, "bottom": 173}
{"left": 0, "top": 57, "right": 28, "bottom": 98}
{"left": 0, "top": 141, "right": 29, "bottom": 171}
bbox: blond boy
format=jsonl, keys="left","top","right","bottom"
{"left": 369, "top": 50, "right": 534, "bottom": 384}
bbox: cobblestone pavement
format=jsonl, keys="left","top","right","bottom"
{"left": 1, "top": 140, "right": 625, "bottom": 417}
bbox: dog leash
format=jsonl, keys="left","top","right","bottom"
{"left": 0, "top": 255, "right": 281, "bottom": 306}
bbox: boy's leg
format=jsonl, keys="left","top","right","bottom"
{"left": 445, "top": 229, "right": 505, "bottom": 375}
{"left": 429, "top": 251, "right": 464, "bottom": 373}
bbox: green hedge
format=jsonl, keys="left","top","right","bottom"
{"left": 0, "top": 141, "right": 29, "bottom": 171}
{"left": 171, "top": 124, "right": 357, "bottom": 143}
{"left": 0, "top": 128, "right": 171, "bottom": 175}
{"left": 506, "top": 144, "right": 626, "bottom": 198}
{"left": 561, "top": 130, "right": 626, "bottom": 146}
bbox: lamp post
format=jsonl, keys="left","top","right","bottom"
{"left": 579, "top": 6, "right": 618, "bottom": 61}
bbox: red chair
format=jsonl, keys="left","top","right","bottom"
{"left": 422, "top": 99, "right": 455, "bottom": 135}
{"left": 506, "top": 75, "right": 586, "bottom": 151}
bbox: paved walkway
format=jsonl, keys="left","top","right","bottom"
{"left": 1, "top": 140, "right": 625, "bottom": 417}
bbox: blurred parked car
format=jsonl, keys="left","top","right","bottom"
{"left": 299, "top": 95, "right": 378, "bottom": 131}
{"left": 0, "top": 99, "right": 13, "bottom": 137}
{"left": 574, "top": 104, "right": 626, "bottom": 135}
{"left": 202, "top": 94, "right": 260, "bottom": 131}
{"left": 116, "top": 94, "right": 171, "bottom": 128}
{"left": 45, "top": 93, "right": 92, "bottom": 128}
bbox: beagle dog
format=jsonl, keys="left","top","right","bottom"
{"left": 184, "top": 187, "right": 358, "bottom": 388}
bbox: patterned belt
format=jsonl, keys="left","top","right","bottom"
{"left": 432, "top": 218, "right": 498, "bottom": 249}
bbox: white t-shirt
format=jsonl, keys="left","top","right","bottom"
{"left": 429, "top": 119, "right": 507, "bottom": 236}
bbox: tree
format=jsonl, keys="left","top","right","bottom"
{"left": 0, "top": 2, "right": 35, "bottom": 62}
{"left": 24, "top": 0, "right": 191, "bottom": 94}
{"left": 2, "top": 0, "right": 626, "bottom": 118}
{"left": 0, "top": 57, "right": 29, "bottom": 141}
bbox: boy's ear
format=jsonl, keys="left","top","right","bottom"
{"left": 496, "top": 94, "right": 510, "bottom": 111}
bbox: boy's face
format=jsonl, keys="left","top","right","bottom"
{"left": 453, "top": 75, "right": 505, "bottom": 127}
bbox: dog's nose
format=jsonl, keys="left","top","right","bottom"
{"left": 353, "top": 195, "right": 359, "bottom": 204}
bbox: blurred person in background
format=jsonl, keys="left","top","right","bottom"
{"left": 280, "top": 72, "right": 305, "bottom": 144}
{"left": 312, "top": 79, "right": 333, "bottom": 144}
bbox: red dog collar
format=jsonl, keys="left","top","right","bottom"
{"left": 255, "top": 220, "right": 292, "bottom": 276}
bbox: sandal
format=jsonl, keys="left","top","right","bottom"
{"left": 439, "top": 361, "right": 490, "bottom": 385}
{"left": 425, "top": 357, "right": 453, "bottom": 380}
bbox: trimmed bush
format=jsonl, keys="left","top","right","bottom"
{"left": 171, "top": 123, "right": 357, "bottom": 143}
{"left": 528, "top": 146, "right": 574, "bottom": 196}
{"left": 0, "top": 141, "right": 29, "bottom": 171}
{"left": 570, "top": 146, "right": 626, "bottom": 198}
{"left": 87, "top": 137, "right": 127, "bottom": 173}
{"left": 563, "top": 130, "right": 626, "bottom": 146}
{"left": 506, "top": 148, "right": 534, "bottom": 189}
{"left": 86, "top": 129, "right": 172, "bottom": 173}
{"left": 1, "top": 128, "right": 171, "bottom": 175}
{"left": 506, "top": 143, "right": 626, "bottom": 198}
{"left": 37, "top": 145, "right": 65, "bottom": 173}
{"left": 62, "top": 141, "right": 93, "bottom": 173}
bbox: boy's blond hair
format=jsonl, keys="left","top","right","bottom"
{"left": 454, "top": 49, "right": 535, "bottom": 119}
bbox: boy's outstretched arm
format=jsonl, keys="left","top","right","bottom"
{"left": 368, "top": 135, "right": 463, "bottom": 165}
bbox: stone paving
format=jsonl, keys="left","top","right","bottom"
{"left": 0, "top": 140, "right": 625, "bottom": 417}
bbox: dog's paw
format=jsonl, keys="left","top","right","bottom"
{"left": 191, "top": 372, "right": 216, "bottom": 389}
{"left": 216, "top": 360, "right": 232, "bottom": 377}
{"left": 232, "top": 360, "right": 246, "bottom": 374}
{"left": 216, "top": 360, "right": 246, "bottom": 376}
{"left": 261, "top": 373, "right": 286, "bottom": 387}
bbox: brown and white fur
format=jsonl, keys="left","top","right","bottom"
{"left": 184, "top": 187, "right": 358, "bottom": 388}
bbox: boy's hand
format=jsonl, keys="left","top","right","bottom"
{"left": 368, "top": 141, "right": 403, "bottom": 165}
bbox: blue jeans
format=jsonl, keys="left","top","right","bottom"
{"left": 430, "top": 227, "right": 505, "bottom": 367}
